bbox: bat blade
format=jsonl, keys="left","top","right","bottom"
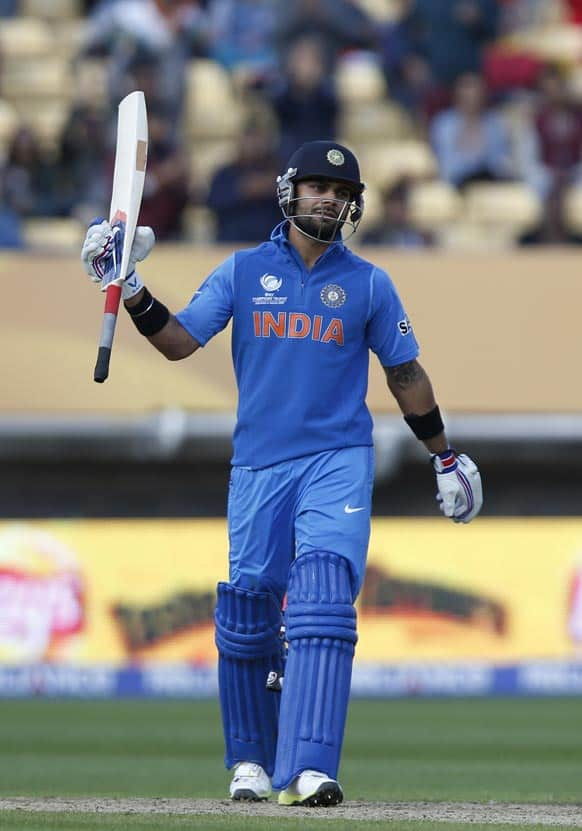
{"left": 94, "top": 90, "right": 148, "bottom": 383}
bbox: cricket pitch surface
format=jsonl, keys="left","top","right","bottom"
{"left": 1, "top": 798, "right": 581, "bottom": 825}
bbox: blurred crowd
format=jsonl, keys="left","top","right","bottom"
{"left": 2, "top": 0, "right": 582, "bottom": 249}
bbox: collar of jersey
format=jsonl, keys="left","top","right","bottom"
{"left": 270, "top": 220, "right": 346, "bottom": 266}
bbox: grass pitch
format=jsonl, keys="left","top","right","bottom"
{"left": 0, "top": 697, "right": 580, "bottom": 829}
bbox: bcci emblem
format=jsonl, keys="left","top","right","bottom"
{"left": 260, "top": 273, "right": 283, "bottom": 292}
{"left": 321, "top": 284, "right": 346, "bottom": 308}
{"left": 327, "top": 148, "right": 344, "bottom": 166}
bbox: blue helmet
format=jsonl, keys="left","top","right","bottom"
{"left": 277, "top": 141, "right": 365, "bottom": 240}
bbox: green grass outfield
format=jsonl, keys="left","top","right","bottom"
{"left": 0, "top": 697, "right": 580, "bottom": 830}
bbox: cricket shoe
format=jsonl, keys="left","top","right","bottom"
{"left": 278, "top": 769, "right": 343, "bottom": 807}
{"left": 229, "top": 762, "right": 272, "bottom": 801}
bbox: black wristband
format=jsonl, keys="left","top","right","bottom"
{"left": 126, "top": 288, "right": 170, "bottom": 337}
{"left": 404, "top": 405, "right": 444, "bottom": 441}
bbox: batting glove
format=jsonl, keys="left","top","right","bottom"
{"left": 81, "top": 218, "right": 155, "bottom": 299}
{"left": 431, "top": 450, "right": 483, "bottom": 523}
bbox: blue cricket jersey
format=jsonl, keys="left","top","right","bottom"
{"left": 176, "top": 223, "right": 419, "bottom": 468}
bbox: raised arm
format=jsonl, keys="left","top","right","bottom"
{"left": 124, "top": 287, "right": 200, "bottom": 361}
{"left": 81, "top": 219, "right": 200, "bottom": 361}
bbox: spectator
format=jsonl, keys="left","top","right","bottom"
{"left": 56, "top": 103, "right": 110, "bottom": 221}
{"left": 361, "top": 178, "right": 432, "bottom": 248}
{"left": 206, "top": 119, "right": 282, "bottom": 242}
{"left": 0, "top": 0, "right": 17, "bottom": 16}
{"left": 206, "top": 0, "right": 279, "bottom": 87}
{"left": 409, "top": 0, "right": 499, "bottom": 118}
{"left": 0, "top": 202, "right": 24, "bottom": 249}
{"left": 81, "top": 0, "right": 209, "bottom": 131}
{"left": 430, "top": 73, "right": 513, "bottom": 188}
{"left": 376, "top": 0, "right": 432, "bottom": 118}
{"left": 527, "top": 65, "right": 582, "bottom": 242}
{"left": 275, "top": 0, "right": 376, "bottom": 76}
{"left": 136, "top": 107, "right": 190, "bottom": 240}
{"left": 268, "top": 35, "right": 339, "bottom": 161}
{"left": 1, "top": 127, "right": 57, "bottom": 218}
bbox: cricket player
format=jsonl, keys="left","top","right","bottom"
{"left": 81, "top": 140, "right": 483, "bottom": 807}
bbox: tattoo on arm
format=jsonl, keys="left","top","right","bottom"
{"left": 385, "top": 360, "right": 425, "bottom": 391}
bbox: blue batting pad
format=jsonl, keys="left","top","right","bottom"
{"left": 215, "top": 582, "right": 284, "bottom": 775}
{"left": 272, "top": 552, "right": 358, "bottom": 790}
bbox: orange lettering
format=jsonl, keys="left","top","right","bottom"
{"left": 288, "top": 313, "right": 310, "bottom": 338}
{"left": 253, "top": 311, "right": 261, "bottom": 337}
{"left": 312, "top": 315, "right": 323, "bottom": 340}
{"left": 262, "top": 312, "right": 286, "bottom": 338}
{"left": 321, "top": 318, "right": 344, "bottom": 345}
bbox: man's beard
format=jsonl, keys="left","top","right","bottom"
{"left": 293, "top": 211, "right": 343, "bottom": 242}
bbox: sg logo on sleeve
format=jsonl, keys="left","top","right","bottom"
{"left": 398, "top": 317, "right": 413, "bottom": 336}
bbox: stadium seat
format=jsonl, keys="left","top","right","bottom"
{"left": 355, "top": 0, "right": 407, "bottom": 22}
{"left": 189, "top": 140, "right": 237, "bottom": 191}
{"left": 408, "top": 181, "right": 462, "bottom": 232}
{"left": 509, "top": 24, "right": 582, "bottom": 66}
{"left": 438, "top": 221, "right": 506, "bottom": 251}
{"left": 183, "top": 206, "right": 217, "bottom": 244}
{"left": 185, "top": 60, "right": 245, "bottom": 140}
{"left": 359, "top": 141, "right": 438, "bottom": 189}
{"left": 24, "top": 218, "right": 84, "bottom": 252}
{"left": 339, "top": 101, "right": 415, "bottom": 145}
{"left": 1, "top": 57, "right": 72, "bottom": 101}
{"left": 0, "top": 18, "right": 54, "bottom": 59}
{"left": 335, "top": 56, "right": 387, "bottom": 106}
{"left": 20, "top": 0, "right": 82, "bottom": 19}
{"left": 463, "top": 182, "right": 542, "bottom": 234}
{"left": 74, "top": 59, "right": 109, "bottom": 109}
{"left": 53, "top": 20, "right": 87, "bottom": 60}
{"left": 15, "top": 100, "right": 70, "bottom": 152}
{"left": 0, "top": 99, "right": 19, "bottom": 155}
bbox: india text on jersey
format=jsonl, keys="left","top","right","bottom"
{"left": 252, "top": 311, "right": 344, "bottom": 345}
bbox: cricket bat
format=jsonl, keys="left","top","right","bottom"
{"left": 93, "top": 90, "right": 148, "bottom": 383}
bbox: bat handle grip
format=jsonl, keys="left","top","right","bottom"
{"left": 94, "top": 283, "right": 122, "bottom": 383}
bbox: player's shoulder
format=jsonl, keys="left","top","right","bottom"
{"left": 233, "top": 239, "right": 278, "bottom": 267}
{"left": 344, "top": 246, "right": 392, "bottom": 283}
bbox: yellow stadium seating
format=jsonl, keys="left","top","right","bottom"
{"left": 408, "top": 181, "right": 463, "bottom": 232}
{"left": 0, "top": 18, "right": 54, "bottom": 59}
{"left": 339, "top": 101, "right": 415, "bottom": 146}
{"left": 24, "top": 218, "right": 84, "bottom": 252}
{"left": 189, "top": 140, "right": 237, "bottom": 191}
{"left": 359, "top": 140, "right": 438, "bottom": 189}
{"left": 1, "top": 57, "right": 72, "bottom": 101}
{"left": 355, "top": 0, "right": 407, "bottom": 22}
{"left": 563, "top": 185, "right": 582, "bottom": 235}
{"left": 463, "top": 182, "right": 542, "bottom": 235}
{"left": 509, "top": 24, "right": 582, "bottom": 66}
{"left": 185, "top": 60, "right": 245, "bottom": 140}
{"left": 20, "top": 0, "right": 82, "bottom": 19}
{"left": 0, "top": 99, "right": 19, "bottom": 156}
{"left": 335, "top": 56, "right": 387, "bottom": 106}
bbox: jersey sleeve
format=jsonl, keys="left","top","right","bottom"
{"left": 365, "top": 267, "right": 419, "bottom": 367}
{"left": 175, "top": 254, "right": 235, "bottom": 346}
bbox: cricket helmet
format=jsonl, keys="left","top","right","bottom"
{"left": 276, "top": 140, "right": 365, "bottom": 241}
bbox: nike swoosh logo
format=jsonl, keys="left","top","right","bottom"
{"left": 344, "top": 504, "right": 365, "bottom": 514}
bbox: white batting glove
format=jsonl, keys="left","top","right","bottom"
{"left": 431, "top": 450, "right": 483, "bottom": 523}
{"left": 80, "top": 218, "right": 155, "bottom": 299}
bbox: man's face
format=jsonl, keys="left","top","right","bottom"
{"left": 293, "top": 179, "right": 355, "bottom": 241}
